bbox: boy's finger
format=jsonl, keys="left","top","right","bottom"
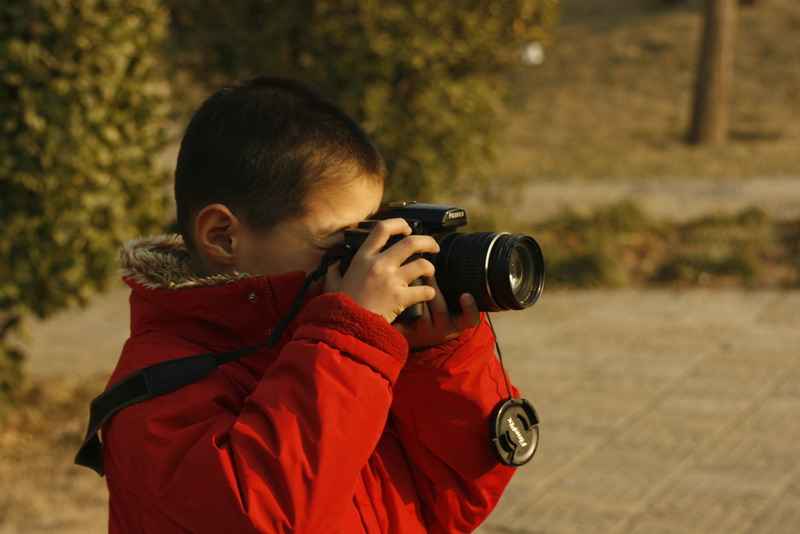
{"left": 381, "top": 235, "right": 439, "bottom": 265}
{"left": 401, "top": 284, "right": 437, "bottom": 308}
{"left": 396, "top": 257, "right": 435, "bottom": 284}
{"left": 357, "top": 219, "right": 412, "bottom": 256}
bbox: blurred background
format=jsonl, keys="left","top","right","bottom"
{"left": 1, "top": 0, "right": 798, "bottom": 532}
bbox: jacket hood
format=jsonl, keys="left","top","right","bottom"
{"left": 118, "top": 234, "right": 253, "bottom": 290}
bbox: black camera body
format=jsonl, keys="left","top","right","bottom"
{"left": 339, "top": 202, "right": 545, "bottom": 321}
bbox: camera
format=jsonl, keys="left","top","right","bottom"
{"left": 339, "top": 202, "right": 545, "bottom": 320}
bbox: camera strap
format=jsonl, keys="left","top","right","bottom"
{"left": 74, "top": 245, "right": 350, "bottom": 476}
{"left": 486, "top": 314, "right": 540, "bottom": 467}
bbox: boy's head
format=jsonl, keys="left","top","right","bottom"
{"left": 174, "top": 77, "right": 386, "bottom": 276}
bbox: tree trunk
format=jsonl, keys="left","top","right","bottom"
{"left": 688, "top": 0, "right": 738, "bottom": 145}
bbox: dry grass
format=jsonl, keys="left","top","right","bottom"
{"left": 494, "top": 0, "right": 800, "bottom": 182}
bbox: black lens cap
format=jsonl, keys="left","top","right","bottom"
{"left": 490, "top": 398, "right": 540, "bottom": 467}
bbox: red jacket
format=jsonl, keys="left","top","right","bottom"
{"left": 102, "top": 236, "right": 517, "bottom": 533}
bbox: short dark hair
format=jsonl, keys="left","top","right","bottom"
{"left": 174, "top": 77, "right": 386, "bottom": 249}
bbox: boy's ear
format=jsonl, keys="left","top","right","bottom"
{"left": 193, "top": 204, "right": 241, "bottom": 266}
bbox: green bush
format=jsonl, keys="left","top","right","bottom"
{"left": 166, "top": 0, "right": 559, "bottom": 200}
{"left": 0, "top": 0, "right": 170, "bottom": 402}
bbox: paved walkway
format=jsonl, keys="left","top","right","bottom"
{"left": 17, "top": 286, "right": 800, "bottom": 533}
{"left": 476, "top": 289, "right": 800, "bottom": 534}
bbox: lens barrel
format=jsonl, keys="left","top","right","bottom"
{"left": 436, "top": 232, "right": 544, "bottom": 313}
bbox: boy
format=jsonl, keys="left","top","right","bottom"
{"left": 102, "top": 77, "right": 518, "bottom": 533}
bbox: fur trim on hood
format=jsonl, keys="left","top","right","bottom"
{"left": 118, "top": 235, "right": 253, "bottom": 290}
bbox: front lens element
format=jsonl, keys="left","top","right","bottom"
{"left": 509, "top": 243, "right": 535, "bottom": 302}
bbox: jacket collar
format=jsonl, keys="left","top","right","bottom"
{"left": 119, "top": 235, "right": 311, "bottom": 347}
{"left": 118, "top": 234, "right": 251, "bottom": 290}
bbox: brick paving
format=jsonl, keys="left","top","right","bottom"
{"left": 476, "top": 289, "right": 800, "bottom": 534}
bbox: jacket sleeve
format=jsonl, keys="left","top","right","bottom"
{"left": 389, "top": 315, "right": 518, "bottom": 533}
{"left": 103, "top": 293, "right": 407, "bottom": 534}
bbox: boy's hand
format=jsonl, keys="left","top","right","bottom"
{"left": 324, "top": 219, "right": 440, "bottom": 324}
{"left": 394, "top": 278, "right": 481, "bottom": 351}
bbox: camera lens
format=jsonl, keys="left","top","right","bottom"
{"left": 436, "top": 232, "right": 544, "bottom": 312}
{"left": 487, "top": 234, "right": 543, "bottom": 310}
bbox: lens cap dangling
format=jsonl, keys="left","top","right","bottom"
{"left": 490, "top": 398, "right": 540, "bottom": 467}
